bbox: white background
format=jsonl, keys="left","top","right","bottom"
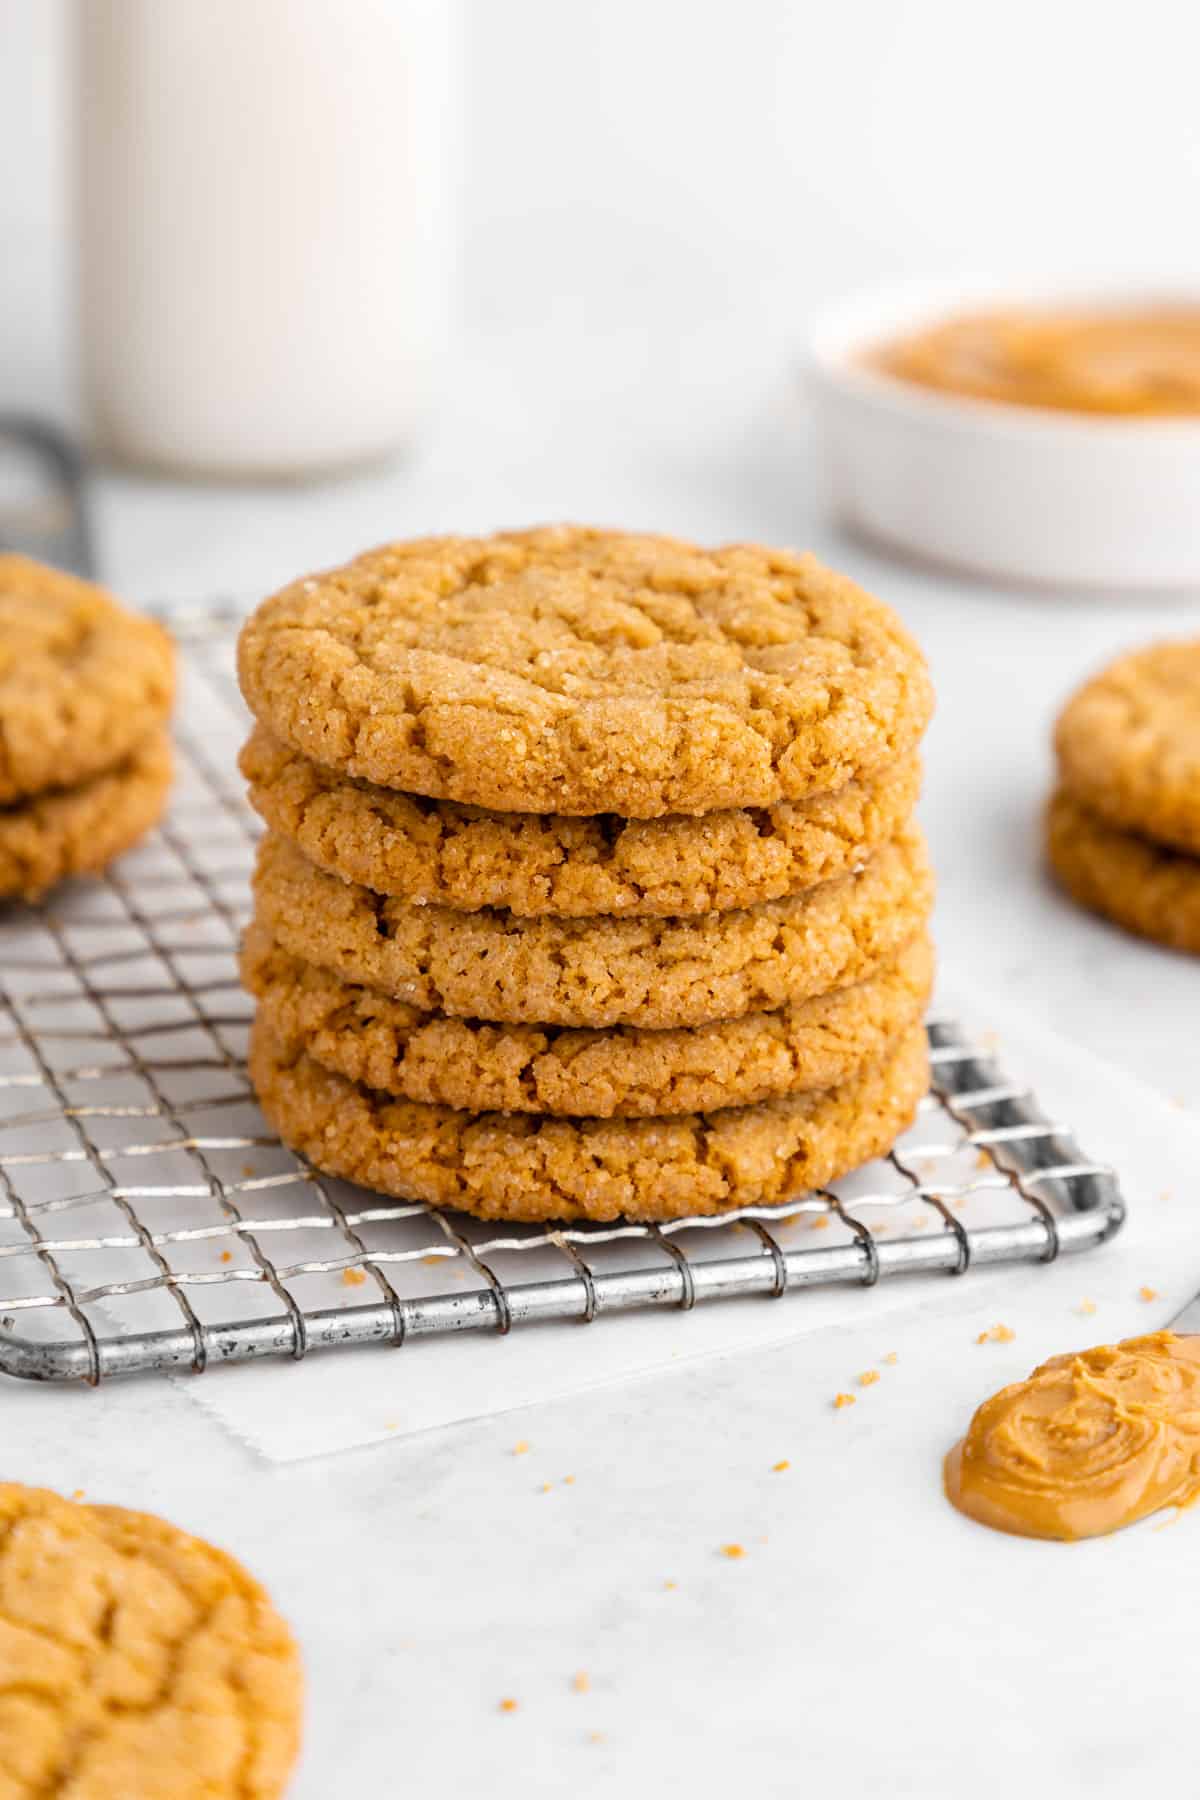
{"left": 4, "top": 5, "right": 1200, "bottom": 1796}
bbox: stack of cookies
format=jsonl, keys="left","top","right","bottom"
{"left": 1048, "top": 639, "right": 1200, "bottom": 953}
{"left": 236, "top": 527, "right": 935, "bottom": 1224}
{"left": 0, "top": 556, "right": 175, "bottom": 901}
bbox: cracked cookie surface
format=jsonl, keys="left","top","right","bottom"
{"left": 0, "top": 555, "right": 175, "bottom": 804}
{"left": 241, "top": 724, "right": 921, "bottom": 916}
{"left": 0, "top": 1481, "right": 302, "bottom": 1800}
{"left": 248, "top": 1015, "right": 929, "bottom": 1222}
{"left": 0, "top": 731, "right": 172, "bottom": 900}
{"left": 237, "top": 527, "right": 932, "bottom": 818}
{"left": 1046, "top": 785, "right": 1200, "bottom": 953}
{"left": 1055, "top": 638, "right": 1200, "bottom": 853}
{"left": 252, "top": 825, "right": 933, "bottom": 1029}
{"left": 241, "top": 922, "right": 933, "bottom": 1117}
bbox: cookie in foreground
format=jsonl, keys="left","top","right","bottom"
{"left": 247, "top": 1015, "right": 930, "bottom": 1223}
{"left": 0, "top": 1481, "right": 302, "bottom": 1798}
{"left": 241, "top": 921, "right": 934, "bottom": 1118}
{"left": 251, "top": 824, "right": 934, "bottom": 1030}
{"left": 237, "top": 526, "right": 932, "bottom": 818}
{"left": 240, "top": 723, "right": 923, "bottom": 917}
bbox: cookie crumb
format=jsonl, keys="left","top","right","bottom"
{"left": 341, "top": 1267, "right": 367, "bottom": 1287}
{"left": 571, "top": 1671, "right": 590, "bottom": 1694}
{"left": 1140, "top": 1285, "right": 1160, "bottom": 1302}
{"left": 719, "top": 1543, "right": 746, "bottom": 1559}
{"left": 241, "top": 1163, "right": 256, "bottom": 1179}
{"left": 974, "top": 1149, "right": 991, "bottom": 1171}
{"left": 976, "top": 1323, "right": 1015, "bottom": 1345}
{"left": 882, "top": 1351, "right": 898, "bottom": 1365}
{"left": 70, "top": 1489, "right": 84, "bottom": 1501}
{"left": 588, "top": 1731, "right": 606, "bottom": 1745}
{"left": 563, "top": 1474, "right": 575, "bottom": 1485}
{"left": 663, "top": 1579, "right": 678, "bottom": 1590}
{"left": 833, "top": 1392, "right": 856, "bottom": 1410}
{"left": 219, "top": 1250, "right": 232, "bottom": 1263}
{"left": 1076, "top": 1298, "right": 1097, "bottom": 1317}
{"left": 498, "top": 1698, "right": 518, "bottom": 1715}
{"left": 811, "top": 1215, "right": 831, "bottom": 1231}
{"left": 772, "top": 1459, "right": 790, "bottom": 1473}
{"left": 384, "top": 1420, "right": 398, "bottom": 1431}
{"left": 512, "top": 1440, "right": 530, "bottom": 1456}
{"left": 858, "top": 1370, "right": 880, "bottom": 1387}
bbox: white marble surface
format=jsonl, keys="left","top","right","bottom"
{"left": 8, "top": 320, "right": 1200, "bottom": 1796}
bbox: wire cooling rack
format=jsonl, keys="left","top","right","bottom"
{"left": 0, "top": 608, "right": 1125, "bottom": 1384}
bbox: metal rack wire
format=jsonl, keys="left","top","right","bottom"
{"left": 0, "top": 608, "right": 1125, "bottom": 1384}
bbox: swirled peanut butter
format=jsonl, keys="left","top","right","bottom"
{"left": 870, "top": 307, "right": 1200, "bottom": 416}
{"left": 945, "top": 1331, "right": 1200, "bottom": 1540}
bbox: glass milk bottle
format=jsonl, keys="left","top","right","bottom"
{"left": 77, "top": 0, "right": 456, "bottom": 477}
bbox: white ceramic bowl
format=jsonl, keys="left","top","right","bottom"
{"left": 808, "top": 280, "right": 1200, "bottom": 590}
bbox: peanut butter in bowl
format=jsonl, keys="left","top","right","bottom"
{"left": 868, "top": 305, "right": 1200, "bottom": 417}
{"left": 945, "top": 1331, "right": 1200, "bottom": 1541}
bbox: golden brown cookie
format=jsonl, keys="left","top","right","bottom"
{"left": 1055, "top": 639, "right": 1200, "bottom": 853}
{"left": 241, "top": 921, "right": 933, "bottom": 1117}
{"left": 0, "top": 555, "right": 175, "bottom": 804}
{"left": 1046, "top": 785, "right": 1200, "bottom": 953}
{"left": 248, "top": 1014, "right": 929, "bottom": 1222}
{"left": 237, "top": 527, "right": 933, "bottom": 818}
{"left": 0, "top": 731, "right": 172, "bottom": 901}
{"left": 240, "top": 723, "right": 922, "bottom": 917}
{"left": 0, "top": 1482, "right": 302, "bottom": 1800}
{"left": 251, "top": 825, "right": 933, "bottom": 1029}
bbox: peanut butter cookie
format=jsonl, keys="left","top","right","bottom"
{"left": 0, "top": 555, "right": 175, "bottom": 804}
{"left": 0, "top": 1481, "right": 302, "bottom": 1799}
{"left": 241, "top": 921, "right": 933, "bottom": 1117}
{"left": 1054, "top": 639, "right": 1200, "bottom": 853}
{"left": 237, "top": 527, "right": 932, "bottom": 818}
{"left": 1046, "top": 786, "right": 1200, "bottom": 953}
{"left": 252, "top": 825, "right": 933, "bottom": 1029}
{"left": 248, "top": 1015, "right": 929, "bottom": 1223}
{"left": 0, "top": 731, "right": 172, "bottom": 901}
{"left": 241, "top": 723, "right": 922, "bottom": 916}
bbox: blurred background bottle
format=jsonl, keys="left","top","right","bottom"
{"left": 77, "top": 0, "right": 456, "bottom": 479}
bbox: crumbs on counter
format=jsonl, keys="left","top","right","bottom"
{"left": 772, "top": 1459, "right": 790, "bottom": 1473}
{"left": 719, "top": 1543, "right": 746, "bottom": 1559}
{"left": 882, "top": 1351, "right": 899, "bottom": 1365}
{"left": 858, "top": 1370, "right": 880, "bottom": 1387}
{"left": 663, "top": 1579, "right": 678, "bottom": 1590}
{"left": 1140, "top": 1286, "right": 1160, "bottom": 1302}
{"left": 1076, "top": 1299, "right": 1098, "bottom": 1317}
{"left": 571, "top": 1671, "right": 590, "bottom": 1694}
{"left": 977, "top": 1324, "right": 1016, "bottom": 1345}
{"left": 219, "top": 1250, "right": 232, "bottom": 1263}
{"left": 512, "top": 1440, "right": 530, "bottom": 1456}
{"left": 563, "top": 1475, "right": 575, "bottom": 1485}
{"left": 341, "top": 1267, "right": 367, "bottom": 1287}
{"left": 833, "top": 1392, "right": 856, "bottom": 1410}
{"left": 498, "top": 1698, "right": 519, "bottom": 1715}
{"left": 811, "top": 1215, "right": 830, "bottom": 1231}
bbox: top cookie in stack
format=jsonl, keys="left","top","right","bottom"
{"left": 0, "top": 555, "right": 175, "bottom": 900}
{"left": 237, "top": 526, "right": 935, "bottom": 1223}
{"left": 1048, "top": 639, "right": 1200, "bottom": 953}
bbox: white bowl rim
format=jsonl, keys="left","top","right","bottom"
{"left": 808, "top": 274, "right": 1200, "bottom": 445}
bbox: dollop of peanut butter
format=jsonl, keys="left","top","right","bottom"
{"left": 945, "top": 1331, "right": 1200, "bottom": 1540}
{"left": 869, "top": 308, "right": 1200, "bottom": 416}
